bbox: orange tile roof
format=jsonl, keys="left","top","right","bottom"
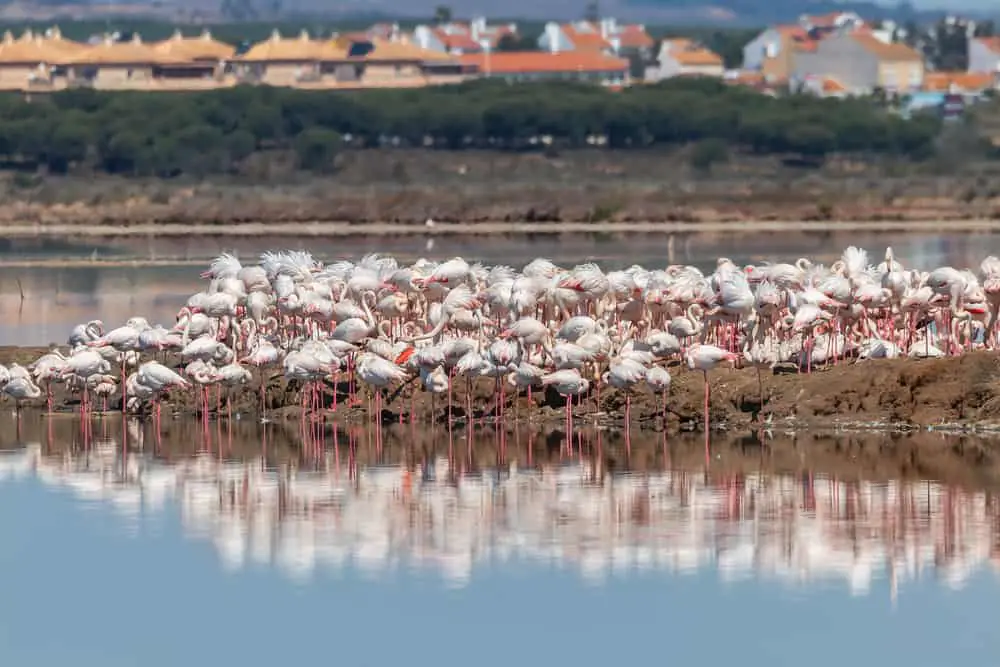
{"left": 616, "top": 24, "right": 653, "bottom": 49}
{"left": 433, "top": 27, "right": 480, "bottom": 52}
{"left": 673, "top": 50, "right": 723, "bottom": 66}
{"left": 239, "top": 30, "right": 347, "bottom": 62}
{"left": 822, "top": 77, "right": 846, "bottom": 93}
{"left": 849, "top": 31, "right": 922, "bottom": 62}
{"left": 776, "top": 24, "right": 807, "bottom": 37}
{"left": 153, "top": 29, "right": 233, "bottom": 61}
{"left": 923, "top": 71, "right": 994, "bottom": 92}
{"left": 774, "top": 26, "right": 817, "bottom": 52}
{"left": 975, "top": 36, "right": 1000, "bottom": 55}
{"left": 361, "top": 36, "right": 455, "bottom": 62}
{"left": 63, "top": 34, "right": 190, "bottom": 66}
{"left": 459, "top": 51, "right": 627, "bottom": 74}
{"left": 563, "top": 24, "right": 611, "bottom": 51}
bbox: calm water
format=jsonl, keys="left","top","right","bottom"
{"left": 1, "top": 414, "right": 999, "bottom": 666}
{"left": 1, "top": 230, "right": 1000, "bottom": 346}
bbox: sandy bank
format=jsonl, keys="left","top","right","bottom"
{"left": 5, "top": 347, "right": 1000, "bottom": 434}
{"left": 2, "top": 219, "right": 1000, "bottom": 240}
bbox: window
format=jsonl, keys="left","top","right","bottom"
{"left": 883, "top": 68, "right": 897, "bottom": 90}
{"left": 908, "top": 67, "right": 922, "bottom": 89}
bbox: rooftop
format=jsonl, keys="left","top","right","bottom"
{"left": 664, "top": 39, "right": 723, "bottom": 67}
{"left": 359, "top": 36, "right": 455, "bottom": 62}
{"left": 923, "top": 71, "right": 994, "bottom": 92}
{"left": 238, "top": 30, "right": 346, "bottom": 63}
{"left": 459, "top": 50, "right": 628, "bottom": 74}
{"left": 153, "top": 29, "right": 234, "bottom": 61}
{"left": 974, "top": 36, "right": 1000, "bottom": 55}
{"left": 849, "top": 31, "right": 923, "bottom": 62}
{"left": 562, "top": 23, "right": 611, "bottom": 51}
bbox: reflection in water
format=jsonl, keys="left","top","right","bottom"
{"left": 0, "top": 231, "right": 995, "bottom": 345}
{"left": 2, "top": 415, "right": 998, "bottom": 594}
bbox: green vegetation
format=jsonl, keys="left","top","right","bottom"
{"left": 0, "top": 78, "right": 943, "bottom": 178}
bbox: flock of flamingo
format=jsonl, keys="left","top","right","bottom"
{"left": 0, "top": 245, "right": 994, "bottom": 431}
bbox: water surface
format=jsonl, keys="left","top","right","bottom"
{"left": 1, "top": 415, "right": 998, "bottom": 666}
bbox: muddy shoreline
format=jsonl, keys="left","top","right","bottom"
{"left": 6, "top": 347, "right": 1000, "bottom": 436}
{"left": 1, "top": 149, "right": 999, "bottom": 232}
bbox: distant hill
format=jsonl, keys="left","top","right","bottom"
{"left": 622, "top": 0, "right": 951, "bottom": 25}
{"left": 0, "top": 0, "right": 983, "bottom": 26}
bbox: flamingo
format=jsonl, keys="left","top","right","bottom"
{"left": 541, "top": 369, "right": 590, "bottom": 431}
{"left": 3, "top": 376, "right": 42, "bottom": 417}
{"left": 685, "top": 344, "right": 739, "bottom": 434}
{"left": 136, "top": 361, "right": 191, "bottom": 425}
{"left": 645, "top": 365, "right": 672, "bottom": 421}
{"left": 603, "top": 357, "right": 646, "bottom": 428}
{"left": 356, "top": 352, "right": 408, "bottom": 435}
{"left": 216, "top": 362, "right": 253, "bottom": 419}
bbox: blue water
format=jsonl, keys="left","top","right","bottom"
{"left": 1, "top": 444, "right": 998, "bottom": 667}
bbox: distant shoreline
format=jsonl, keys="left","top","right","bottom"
{"left": 1, "top": 219, "right": 999, "bottom": 241}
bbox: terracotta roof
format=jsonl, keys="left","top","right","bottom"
{"left": 239, "top": 30, "right": 346, "bottom": 62}
{"left": 563, "top": 23, "right": 611, "bottom": 51}
{"left": 773, "top": 25, "right": 818, "bottom": 52}
{"left": 849, "top": 32, "right": 922, "bottom": 62}
{"left": 615, "top": 24, "right": 653, "bottom": 49}
{"left": 63, "top": 34, "right": 189, "bottom": 65}
{"left": 459, "top": 51, "right": 627, "bottom": 74}
{"left": 0, "top": 31, "right": 57, "bottom": 64}
{"left": 664, "top": 40, "right": 723, "bottom": 67}
{"left": 923, "top": 71, "right": 994, "bottom": 92}
{"left": 432, "top": 27, "right": 480, "bottom": 52}
{"left": 974, "top": 36, "right": 1000, "bottom": 55}
{"left": 673, "top": 49, "right": 723, "bottom": 66}
{"left": 361, "top": 36, "right": 454, "bottom": 62}
{"left": 153, "top": 29, "right": 234, "bottom": 61}
{"left": 822, "top": 77, "right": 846, "bottom": 93}
{"left": 776, "top": 24, "right": 809, "bottom": 39}
{"left": 39, "top": 27, "right": 87, "bottom": 58}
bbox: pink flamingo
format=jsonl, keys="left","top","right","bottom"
{"left": 685, "top": 344, "right": 739, "bottom": 435}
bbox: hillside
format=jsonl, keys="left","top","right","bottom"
{"left": 0, "top": 0, "right": 972, "bottom": 25}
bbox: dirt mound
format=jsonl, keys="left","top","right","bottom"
{"left": 4, "top": 346, "right": 1000, "bottom": 432}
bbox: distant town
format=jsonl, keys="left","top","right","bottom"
{"left": 0, "top": 9, "right": 993, "bottom": 108}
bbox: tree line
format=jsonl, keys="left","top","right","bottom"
{"left": 0, "top": 78, "right": 944, "bottom": 178}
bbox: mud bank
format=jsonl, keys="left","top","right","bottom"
{"left": 5, "top": 347, "right": 1000, "bottom": 433}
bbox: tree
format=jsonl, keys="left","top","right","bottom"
{"left": 974, "top": 20, "right": 995, "bottom": 38}
{"left": 293, "top": 127, "right": 341, "bottom": 172}
{"left": 433, "top": 5, "right": 452, "bottom": 24}
{"left": 495, "top": 33, "right": 537, "bottom": 52}
{"left": 689, "top": 138, "right": 729, "bottom": 173}
{"left": 786, "top": 123, "right": 835, "bottom": 159}
{"left": 45, "top": 124, "right": 91, "bottom": 173}
{"left": 0, "top": 81, "right": 943, "bottom": 179}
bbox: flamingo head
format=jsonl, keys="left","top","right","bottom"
{"left": 394, "top": 347, "right": 416, "bottom": 365}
